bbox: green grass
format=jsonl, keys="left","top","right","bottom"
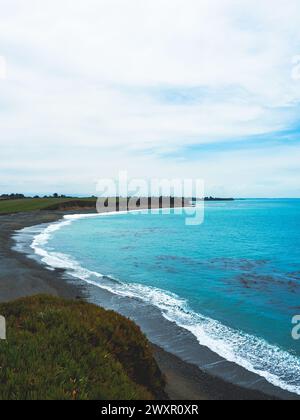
{"left": 0, "top": 197, "right": 97, "bottom": 214}
{"left": 0, "top": 196, "right": 189, "bottom": 215}
{"left": 0, "top": 295, "right": 165, "bottom": 400}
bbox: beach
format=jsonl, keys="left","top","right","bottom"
{"left": 0, "top": 209, "right": 293, "bottom": 400}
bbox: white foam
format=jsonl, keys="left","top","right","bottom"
{"left": 20, "top": 212, "right": 300, "bottom": 397}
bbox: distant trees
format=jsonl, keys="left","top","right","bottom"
{"left": 0, "top": 193, "right": 70, "bottom": 201}
{"left": 0, "top": 194, "right": 25, "bottom": 201}
{"left": 0, "top": 193, "right": 234, "bottom": 204}
{"left": 40, "top": 194, "right": 67, "bottom": 199}
{"left": 52, "top": 193, "right": 67, "bottom": 199}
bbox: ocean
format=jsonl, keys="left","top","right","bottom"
{"left": 15, "top": 199, "right": 300, "bottom": 397}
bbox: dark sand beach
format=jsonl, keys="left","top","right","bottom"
{"left": 0, "top": 209, "right": 290, "bottom": 400}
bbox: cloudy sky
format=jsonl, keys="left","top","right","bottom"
{"left": 1, "top": 0, "right": 300, "bottom": 197}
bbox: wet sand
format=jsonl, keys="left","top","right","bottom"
{"left": 0, "top": 210, "right": 288, "bottom": 400}
{"left": 0, "top": 211, "right": 86, "bottom": 303}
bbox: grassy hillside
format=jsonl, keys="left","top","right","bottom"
{"left": 0, "top": 295, "right": 165, "bottom": 400}
{"left": 0, "top": 196, "right": 190, "bottom": 214}
{"left": 0, "top": 197, "right": 97, "bottom": 214}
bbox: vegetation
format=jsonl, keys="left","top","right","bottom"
{"left": 0, "top": 193, "right": 26, "bottom": 200}
{"left": 0, "top": 196, "right": 186, "bottom": 215}
{"left": 0, "top": 197, "right": 97, "bottom": 214}
{"left": 0, "top": 295, "right": 165, "bottom": 400}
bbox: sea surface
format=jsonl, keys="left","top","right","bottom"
{"left": 16, "top": 199, "right": 300, "bottom": 396}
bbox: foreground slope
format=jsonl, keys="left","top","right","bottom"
{"left": 0, "top": 295, "right": 165, "bottom": 400}
{"left": 0, "top": 197, "right": 97, "bottom": 214}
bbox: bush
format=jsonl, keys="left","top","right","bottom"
{"left": 0, "top": 295, "right": 165, "bottom": 400}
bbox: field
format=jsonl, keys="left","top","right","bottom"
{"left": 0, "top": 295, "right": 165, "bottom": 400}
{"left": 0, "top": 197, "right": 97, "bottom": 214}
{"left": 0, "top": 196, "right": 187, "bottom": 215}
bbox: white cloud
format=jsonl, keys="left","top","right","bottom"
{"left": 1, "top": 0, "right": 300, "bottom": 195}
{"left": 0, "top": 56, "right": 6, "bottom": 79}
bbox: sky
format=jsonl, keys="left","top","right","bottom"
{"left": 1, "top": 0, "right": 300, "bottom": 197}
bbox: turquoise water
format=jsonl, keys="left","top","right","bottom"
{"left": 32, "top": 199, "right": 300, "bottom": 394}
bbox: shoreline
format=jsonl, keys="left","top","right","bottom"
{"left": 0, "top": 209, "right": 297, "bottom": 400}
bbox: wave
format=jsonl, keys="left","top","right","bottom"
{"left": 22, "top": 212, "right": 300, "bottom": 397}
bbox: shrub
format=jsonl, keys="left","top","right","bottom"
{"left": 0, "top": 295, "right": 165, "bottom": 400}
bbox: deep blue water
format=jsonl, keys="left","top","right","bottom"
{"left": 31, "top": 199, "right": 300, "bottom": 394}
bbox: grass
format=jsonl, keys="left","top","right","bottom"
{"left": 0, "top": 295, "right": 165, "bottom": 400}
{"left": 0, "top": 196, "right": 191, "bottom": 215}
{"left": 0, "top": 197, "right": 97, "bottom": 214}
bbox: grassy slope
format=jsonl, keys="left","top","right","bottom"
{"left": 0, "top": 198, "right": 96, "bottom": 214}
{"left": 0, "top": 295, "right": 165, "bottom": 400}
